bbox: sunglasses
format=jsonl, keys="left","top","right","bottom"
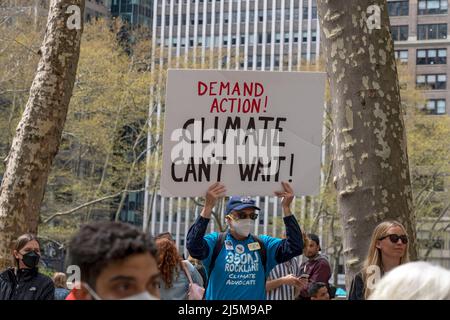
{"left": 229, "top": 211, "right": 259, "bottom": 220}
{"left": 378, "top": 234, "right": 408, "bottom": 244}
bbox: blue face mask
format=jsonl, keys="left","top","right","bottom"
{"left": 83, "top": 283, "right": 159, "bottom": 300}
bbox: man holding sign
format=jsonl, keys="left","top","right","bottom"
{"left": 186, "top": 181, "right": 303, "bottom": 300}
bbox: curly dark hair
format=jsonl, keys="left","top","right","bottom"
{"left": 68, "top": 221, "right": 157, "bottom": 288}
{"left": 156, "top": 238, "right": 182, "bottom": 289}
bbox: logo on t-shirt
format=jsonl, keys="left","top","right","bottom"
{"left": 235, "top": 244, "right": 245, "bottom": 254}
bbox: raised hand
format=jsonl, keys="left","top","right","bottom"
{"left": 202, "top": 182, "right": 226, "bottom": 218}
{"left": 274, "top": 181, "right": 294, "bottom": 214}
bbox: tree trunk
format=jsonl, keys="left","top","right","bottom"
{"left": 317, "top": 0, "right": 417, "bottom": 288}
{"left": 0, "top": 0, "right": 84, "bottom": 270}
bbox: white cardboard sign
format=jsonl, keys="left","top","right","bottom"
{"left": 160, "top": 69, "right": 325, "bottom": 197}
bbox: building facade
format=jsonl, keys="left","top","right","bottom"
{"left": 109, "top": 0, "right": 153, "bottom": 27}
{"left": 389, "top": 0, "right": 450, "bottom": 115}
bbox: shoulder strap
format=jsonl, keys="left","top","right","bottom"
{"left": 251, "top": 235, "right": 267, "bottom": 274}
{"left": 208, "top": 232, "right": 226, "bottom": 277}
{"left": 180, "top": 261, "right": 193, "bottom": 284}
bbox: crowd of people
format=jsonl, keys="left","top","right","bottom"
{"left": 1, "top": 182, "right": 450, "bottom": 300}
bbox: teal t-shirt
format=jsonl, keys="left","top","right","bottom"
{"left": 202, "top": 232, "right": 282, "bottom": 300}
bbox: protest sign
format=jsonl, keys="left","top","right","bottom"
{"left": 160, "top": 69, "right": 325, "bottom": 197}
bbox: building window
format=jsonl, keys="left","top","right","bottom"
{"left": 302, "top": 5, "right": 318, "bottom": 19}
{"left": 284, "top": 33, "right": 290, "bottom": 43}
{"left": 417, "top": 48, "right": 447, "bottom": 64}
{"left": 417, "top": 24, "right": 447, "bottom": 40}
{"left": 275, "top": 33, "right": 281, "bottom": 44}
{"left": 388, "top": 1, "right": 410, "bottom": 16}
{"left": 425, "top": 99, "right": 446, "bottom": 114}
{"left": 416, "top": 74, "right": 447, "bottom": 89}
{"left": 390, "top": 25, "right": 409, "bottom": 41}
{"left": 312, "top": 6, "right": 318, "bottom": 19}
{"left": 395, "top": 50, "right": 409, "bottom": 63}
{"left": 418, "top": 0, "right": 448, "bottom": 15}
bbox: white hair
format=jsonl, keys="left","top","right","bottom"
{"left": 368, "top": 261, "right": 450, "bottom": 300}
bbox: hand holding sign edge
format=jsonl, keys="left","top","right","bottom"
{"left": 201, "top": 182, "right": 226, "bottom": 219}
{"left": 274, "top": 181, "right": 294, "bottom": 216}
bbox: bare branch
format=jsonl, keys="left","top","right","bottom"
{"left": 43, "top": 188, "right": 144, "bottom": 224}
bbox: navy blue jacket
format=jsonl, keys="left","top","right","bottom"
{"left": 186, "top": 214, "right": 303, "bottom": 264}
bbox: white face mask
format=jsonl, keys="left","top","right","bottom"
{"left": 120, "top": 291, "right": 159, "bottom": 300}
{"left": 230, "top": 219, "right": 253, "bottom": 238}
{"left": 84, "top": 283, "right": 159, "bottom": 300}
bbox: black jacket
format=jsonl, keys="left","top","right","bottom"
{"left": 0, "top": 267, "right": 55, "bottom": 300}
{"left": 348, "top": 272, "right": 364, "bottom": 300}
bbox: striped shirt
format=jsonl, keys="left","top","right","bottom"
{"left": 266, "top": 256, "right": 302, "bottom": 300}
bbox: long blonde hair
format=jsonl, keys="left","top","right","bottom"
{"left": 362, "top": 220, "right": 410, "bottom": 299}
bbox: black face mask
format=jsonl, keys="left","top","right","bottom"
{"left": 21, "top": 251, "right": 40, "bottom": 268}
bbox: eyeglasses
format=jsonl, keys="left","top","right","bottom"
{"left": 378, "top": 234, "right": 408, "bottom": 244}
{"left": 229, "top": 211, "right": 259, "bottom": 221}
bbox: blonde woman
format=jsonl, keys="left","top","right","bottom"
{"left": 348, "top": 220, "right": 410, "bottom": 300}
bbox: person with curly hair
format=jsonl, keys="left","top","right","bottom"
{"left": 156, "top": 238, "right": 204, "bottom": 300}
{"left": 67, "top": 221, "right": 160, "bottom": 300}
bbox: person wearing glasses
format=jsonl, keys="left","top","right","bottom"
{"left": 348, "top": 220, "right": 410, "bottom": 300}
{"left": 186, "top": 181, "right": 304, "bottom": 300}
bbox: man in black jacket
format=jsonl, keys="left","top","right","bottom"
{"left": 0, "top": 234, "right": 54, "bottom": 300}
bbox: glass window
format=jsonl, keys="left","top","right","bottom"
{"left": 302, "top": 31, "right": 308, "bottom": 43}
{"left": 275, "top": 33, "right": 281, "bottom": 44}
{"left": 417, "top": 24, "right": 447, "bottom": 40}
{"left": 417, "top": 74, "right": 447, "bottom": 89}
{"left": 417, "top": 48, "right": 447, "bottom": 64}
{"left": 416, "top": 75, "right": 426, "bottom": 84}
{"left": 425, "top": 99, "right": 446, "bottom": 114}
{"left": 426, "top": 100, "right": 436, "bottom": 109}
{"left": 312, "top": 6, "right": 318, "bottom": 19}
{"left": 395, "top": 50, "right": 409, "bottom": 63}
{"left": 391, "top": 25, "right": 409, "bottom": 41}
{"left": 417, "top": 49, "right": 427, "bottom": 58}
{"left": 388, "top": 1, "right": 410, "bottom": 16}
{"left": 418, "top": 0, "right": 448, "bottom": 14}
{"left": 437, "top": 100, "right": 446, "bottom": 114}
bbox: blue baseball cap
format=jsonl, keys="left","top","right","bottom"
{"left": 225, "top": 196, "right": 260, "bottom": 215}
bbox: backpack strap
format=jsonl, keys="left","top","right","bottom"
{"left": 208, "top": 232, "right": 226, "bottom": 278}
{"left": 251, "top": 235, "right": 267, "bottom": 274}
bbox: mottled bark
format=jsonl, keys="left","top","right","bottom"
{"left": 317, "top": 0, "right": 417, "bottom": 288}
{"left": 0, "top": 0, "right": 84, "bottom": 269}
